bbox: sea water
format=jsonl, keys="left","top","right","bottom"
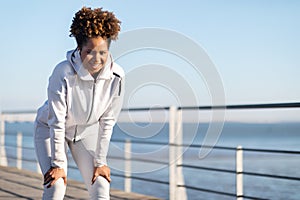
{"left": 3, "top": 121, "right": 300, "bottom": 200}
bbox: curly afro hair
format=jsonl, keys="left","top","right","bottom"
{"left": 70, "top": 7, "right": 121, "bottom": 49}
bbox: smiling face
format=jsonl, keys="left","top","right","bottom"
{"left": 80, "top": 37, "right": 109, "bottom": 76}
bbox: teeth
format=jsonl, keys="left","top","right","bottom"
{"left": 91, "top": 64, "right": 101, "bottom": 67}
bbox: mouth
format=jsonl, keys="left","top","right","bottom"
{"left": 90, "top": 63, "right": 102, "bottom": 68}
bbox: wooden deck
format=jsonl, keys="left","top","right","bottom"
{"left": 0, "top": 166, "right": 162, "bottom": 200}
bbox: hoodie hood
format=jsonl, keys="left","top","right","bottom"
{"left": 66, "top": 49, "right": 113, "bottom": 81}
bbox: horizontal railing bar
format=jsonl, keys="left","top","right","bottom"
{"left": 243, "top": 171, "right": 300, "bottom": 181}
{"left": 109, "top": 155, "right": 168, "bottom": 165}
{"left": 4, "top": 144, "right": 34, "bottom": 150}
{"left": 2, "top": 153, "right": 167, "bottom": 167}
{"left": 112, "top": 173, "right": 169, "bottom": 185}
{"left": 68, "top": 165, "right": 79, "bottom": 170}
{"left": 111, "top": 139, "right": 168, "bottom": 146}
{"left": 121, "top": 107, "right": 170, "bottom": 111}
{"left": 242, "top": 148, "right": 300, "bottom": 154}
{"left": 179, "top": 183, "right": 269, "bottom": 200}
{"left": 186, "top": 143, "right": 237, "bottom": 150}
{"left": 186, "top": 144, "right": 300, "bottom": 154}
{"left": 177, "top": 184, "right": 236, "bottom": 197}
{"left": 179, "top": 102, "right": 300, "bottom": 110}
{"left": 129, "top": 157, "right": 168, "bottom": 165}
{"left": 1, "top": 110, "right": 37, "bottom": 114}
{"left": 112, "top": 139, "right": 288, "bottom": 153}
{"left": 179, "top": 164, "right": 235, "bottom": 174}
{"left": 5, "top": 134, "right": 36, "bottom": 138}
{"left": 242, "top": 195, "right": 270, "bottom": 200}
{"left": 4, "top": 155, "right": 37, "bottom": 163}
{"left": 2, "top": 102, "right": 300, "bottom": 115}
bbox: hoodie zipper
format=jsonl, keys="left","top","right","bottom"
{"left": 86, "top": 79, "right": 97, "bottom": 123}
{"left": 73, "top": 125, "right": 78, "bottom": 144}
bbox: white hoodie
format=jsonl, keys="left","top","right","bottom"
{"left": 35, "top": 49, "right": 124, "bottom": 168}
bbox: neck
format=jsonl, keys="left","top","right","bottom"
{"left": 91, "top": 69, "right": 101, "bottom": 80}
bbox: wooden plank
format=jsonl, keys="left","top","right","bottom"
{"left": 0, "top": 166, "right": 163, "bottom": 200}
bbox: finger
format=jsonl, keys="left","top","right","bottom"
{"left": 91, "top": 175, "right": 97, "bottom": 185}
{"left": 63, "top": 177, "right": 67, "bottom": 186}
{"left": 45, "top": 179, "right": 54, "bottom": 188}
{"left": 48, "top": 178, "right": 58, "bottom": 188}
{"left": 43, "top": 171, "right": 51, "bottom": 179}
{"left": 43, "top": 172, "right": 48, "bottom": 178}
{"left": 102, "top": 174, "right": 111, "bottom": 183}
{"left": 107, "top": 175, "right": 111, "bottom": 183}
{"left": 46, "top": 182, "right": 52, "bottom": 188}
{"left": 91, "top": 174, "right": 111, "bottom": 184}
{"left": 43, "top": 176, "right": 53, "bottom": 185}
{"left": 43, "top": 178, "right": 52, "bottom": 185}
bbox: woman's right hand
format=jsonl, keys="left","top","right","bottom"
{"left": 91, "top": 165, "right": 111, "bottom": 184}
{"left": 43, "top": 167, "right": 67, "bottom": 188}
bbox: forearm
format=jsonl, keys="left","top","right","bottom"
{"left": 47, "top": 74, "right": 67, "bottom": 168}
{"left": 94, "top": 121, "right": 114, "bottom": 167}
{"left": 49, "top": 126, "right": 66, "bottom": 168}
{"left": 94, "top": 98, "right": 122, "bottom": 166}
{"left": 94, "top": 76, "right": 124, "bottom": 166}
{"left": 48, "top": 99, "right": 66, "bottom": 168}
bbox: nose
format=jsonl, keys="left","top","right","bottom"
{"left": 94, "top": 52, "right": 101, "bottom": 63}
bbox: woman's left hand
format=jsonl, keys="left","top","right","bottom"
{"left": 43, "top": 167, "right": 67, "bottom": 188}
{"left": 91, "top": 165, "right": 111, "bottom": 184}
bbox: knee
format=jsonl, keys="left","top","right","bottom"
{"left": 90, "top": 176, "right": 110, "bottom": 200}
{"left": 43, "top": 178, "right": 66, "bottom": 200}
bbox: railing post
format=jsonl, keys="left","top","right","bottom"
{"left": 16, "top": 132, "right": 22, "bottom": 169}
{"left": 124, "top": 139, "right": 131, "bottom": 193}
{"left": 0, "top": 113, "right": 8, "bottom": 166}
{"left": 169, "top": 106, "right": 176, "bottom": 200}
{"left": 37, "top": 162, "right": 42, "bottom": 174}
{"left": 175, "top": 109, "right": 187, "bottom": 200}
{"left": 236, "top": 145, "right": 243, "bottom": 200}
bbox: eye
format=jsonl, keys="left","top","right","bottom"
{"left": 100, "top": 51, "right": 107, "bottom": 55}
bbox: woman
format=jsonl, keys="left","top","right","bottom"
{"left": 34, "top": 7, "right": 124, "bottom": 200}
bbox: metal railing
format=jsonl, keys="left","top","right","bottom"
{"left": 0, "top": 102, "right": 300, "bottom": 200}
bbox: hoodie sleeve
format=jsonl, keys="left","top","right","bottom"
{"left": 47, "top": 63, "right": 68, "bottom": 168}
{"left": 94, "top": 76, "right": 125, "bottom": 167}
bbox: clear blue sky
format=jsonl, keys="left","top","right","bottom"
{"left": 0, "top": 0, "right": 299, "bottom": 121}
